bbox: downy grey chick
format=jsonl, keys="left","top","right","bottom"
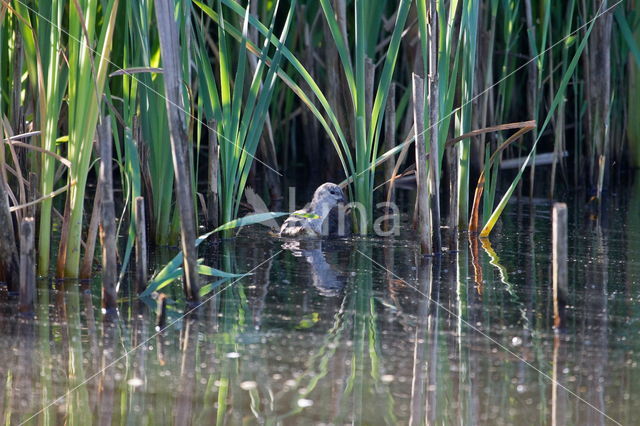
{"left": 279, "top": 183, "right": 351, "bottom": 237}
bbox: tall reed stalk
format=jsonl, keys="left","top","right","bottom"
{"left": 318, "top": 0, "right": 411, "bottom": 232}
{"left": 456, "top": 0, "right": 480, "bottom": 228}
{"left": 36, "top": 0, "right": 66, "bottom": 276}
{"left": 62, "top": 0, "right": 120, "bottom": 277}
{"left": 195, "top": 0, "right": 295, "bottom": 231}
{"left": 7, "top": 1, "right": 67, "bottom": 275}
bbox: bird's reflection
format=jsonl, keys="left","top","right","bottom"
{"left": 282, "top": 240, "right": 347, "bottom": 297}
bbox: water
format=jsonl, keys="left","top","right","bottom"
{"left": 1, "top": 184, "right": 639, "bottom": 425}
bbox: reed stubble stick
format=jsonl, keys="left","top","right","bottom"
{"left": 427, "top": 0, "right": 441, "bottom": 253}
{"left": 156, "top": 293, "right": 168, "bottom": 330}
{"left": 155, "top": 0, "right": 199, "bottom": 302}
{"left": 98, "top": 117, "right": 118, "bottom": 312}
{"left": 413, "top": 73, "right": 432, "bottom": 255}
{"left": 19, "top": 217, "right": 35, "bottom": 314}
{"left": 134, "top": 196, "right": 148, "bottom": 293}
{"left": 0, "top": 174, "right": 19, "bottom": 292}
{"left": 552, "top": 202, "right": 568, "bottom": 329}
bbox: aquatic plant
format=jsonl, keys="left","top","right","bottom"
{"left": 57, "top": 0, "right": 120, "bottom": 278}
{"left": 194, "top": 0, "right": 296, "bottom": 232}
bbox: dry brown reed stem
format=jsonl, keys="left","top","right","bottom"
{"left": 413, "top": 73, "right": 432, "bottom": 255}
{"left": 156, "top": 293, "right": 168, "bottom": 329}
{"left": 354, "top": 120, "right": 537, "bottom": 193}
{"left": 155, "top": 0, "right": 199, "bottom": 302}
{"left": 134, "top": 196, "right": 148, "bottom": 294}
{"left": 552, "top": 202, "right": 568, "bottom": 330}
{"left": 586, "top": 1, "right": 613, "bottom": 190}
{"left": 0, "top": 173, "right": 19, "bottom": 292}
{"left": 98, "top": 118, "right": 118, "bottom": 312}
{"left": 469, "top": 124, "right": 536, "bottom": 233}
{"left": 19, "top": 217, "right": 35, "bottom": 314}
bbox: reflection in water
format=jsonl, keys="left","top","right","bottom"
{"left": 1, "top": 194, "right": 640, "bottom": 424}
{"left": 281, "top": 240, "right": 347, "bottom": 297}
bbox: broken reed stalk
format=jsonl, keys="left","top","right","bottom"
{"left": 0, "top": 174, "right": 19, "bottom": 292}
{"left": 19, "top": 217, "right": 35, "bottom": 315}
{"left": 98, "top": 118, "right": 118, "bottom": 312}
{"left": 207, "top": 120, "right": 219, "bottom": 231}
{"left": 427, "top": 0, "right": 441, "bottom": 253}
{"left": 134, "top": 196, "right": 148, "bottom": 294}
{"left": 552, "top": 202, "right": 568, "bottom": 329}
{"left": 412, "top": 73, "right": 432, "bottom": 255}
{"left": 155, "top": 0, "right": 199, "bottom": 303}
{"left": 156, "top": 293, "right": 168, "bottom": 330}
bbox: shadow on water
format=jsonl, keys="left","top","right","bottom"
{"left": 1, "top": 182, "right": 640, "bottom": 424}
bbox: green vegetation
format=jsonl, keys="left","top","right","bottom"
{"left": 0, "top": 0, "right": 639, "bottom": 277}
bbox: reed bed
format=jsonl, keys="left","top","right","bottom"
{"left": 0, "top": 0, "right": 638, "bottom": 294}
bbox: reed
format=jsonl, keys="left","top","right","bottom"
{"left": 0, "top": 0, "right": 638, "bottom": 282}
{"left": 61, "top": 0, "right": 120, "bottom": 278}
{"left": 457, "top": 0, "right": 480, "bottom": 228}
{"left": 316, "top": 0, "right": 411, "bottom": 232}
{"left": 118, "top": 0, "right": 177, "bottom": 249}
{"left": 194, "top": 0, "right": 295, "bottom": 232}
{"left": 480, "top": 1, "right": 599, "bottom": 236}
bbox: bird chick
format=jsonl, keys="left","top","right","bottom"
{"left": 279, "top": 183, "right": 351, "bottom": 237}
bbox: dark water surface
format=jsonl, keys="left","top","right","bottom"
{"left": 1, "top": 182, "right": 640, "bottom": 425}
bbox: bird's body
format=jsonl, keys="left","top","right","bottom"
{"left": 279, "top": 183, "right": 351, "bottom": 238}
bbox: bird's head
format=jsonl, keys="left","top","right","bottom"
{"left": 311, "top": 183, "right": 346, "bottom": 208}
